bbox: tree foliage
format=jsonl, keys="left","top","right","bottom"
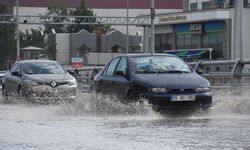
{"left": 44, "top": 1, "right": 68, "bottom": 34}
{"left": 44, "top": 0, "right": 110, "bottom": 34}
{"left": 20, "top": 29, "right": 44, "bottom": 48}
{"left": 0, "top": 2, "right": 16, "bottom": 70}
{"left": 67, "top": 0, "right": 95, "bottom": 33}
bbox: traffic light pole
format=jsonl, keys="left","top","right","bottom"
{"left": 16, "top": 0, "right": 20, "bottom": 61}
{"left": 150, "top": 0, "right": 155, "bottom": 53}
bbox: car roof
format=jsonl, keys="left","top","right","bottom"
{"left": 117, "top": 53, "right": 176, "bottom": 58}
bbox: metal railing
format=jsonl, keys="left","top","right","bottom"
{"left": 0, "top": 14, "right": 150, "bottom": 26}
{"left": 189, "top": 58, "right": 250, "bottom": 87}
{"left": 68, "top": 59, "right": 250, "bottom": 88}
{"left": 67, "top": 66, "right": 104, "bottom": 84}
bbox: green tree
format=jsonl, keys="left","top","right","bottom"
{"left": 0, "top": 2, "right": 16, "bottom": 70}
{"left": 43, "top": 0, "right": 110, "bottom": 34}
{"left": 43, "top": 0, "right": 68, "bottom": 34}
{"left": 20, "top": 28, "right": 44, "bottom": 48}
{"left": 67, "top": 0, "right": 95, "bottom": 33}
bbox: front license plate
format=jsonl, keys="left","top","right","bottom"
{"left": 171, "top": 95, "right": 196, "bottom": 101}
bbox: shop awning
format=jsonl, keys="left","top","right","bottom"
{"left": 165, "top": 49, "right": 212, "bottom": 59}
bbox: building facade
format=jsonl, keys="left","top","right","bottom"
{"left": 47, "top": 29, "right": 141, "bottom": 65}
{"left": 152, "top": 0, "right": 250, "bottom": 60}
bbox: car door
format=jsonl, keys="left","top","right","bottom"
{"left": 113, "top": 57, "right": 129, "bottom": 97}
{"left": 98, "top": 57, "right": 120, "bottom": 94}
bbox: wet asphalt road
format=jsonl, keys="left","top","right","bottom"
{"left": 0, "top": 88, "right": 250, "bottom": 150}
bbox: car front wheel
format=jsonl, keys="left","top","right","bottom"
{"left": 126, "top": 90, "right": 140, "bottom": 102}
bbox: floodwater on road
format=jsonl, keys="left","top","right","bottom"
{"left": 0, "top": 88, "right": 250, "bottom": 150}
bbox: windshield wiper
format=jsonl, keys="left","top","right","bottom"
{"left": 168, "top": 70, "right": 190, "bottom": 73}
{"left": 160, "top": 70, "right": 190, "bottom": 73}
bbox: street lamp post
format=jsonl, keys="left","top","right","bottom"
{"left": 233, "top": 0, "right": 243, "bottom": 59}
{"left": 150, "top": 0, "right": 155, "bottom": 53}
{"left": 16, "top": 0, "right": 20, "bottom": 60}
{"left": 126, "top": 0, "right": 129, "bottom": 53}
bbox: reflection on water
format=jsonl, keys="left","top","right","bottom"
{"left": 0, "top": 87, "right": 250, "bottom": 149}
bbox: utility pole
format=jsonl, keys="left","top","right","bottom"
{"left": 16, "top": 0, "right": 20, "bottom": 60}
{"left": 150, "top": 0, "right": 155, "bottom": 53}
{"left": 233, "top": 0, "right": 243, "bottom": 59}
{"left": 126, "top": 0, "right": 129, "bottom": 53}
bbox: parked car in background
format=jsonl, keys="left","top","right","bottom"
{"left": 2, "top": 60, "right": 77, "bottom": 103}
{"left": 93, "top": 53, "right": 212, "bottom": 110}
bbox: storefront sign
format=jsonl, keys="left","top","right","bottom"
{"left": 159, "top": 15, "right": 187, "bottom": 23}
{"left": 189, "top": 23, "right": 203, "bottom": 33}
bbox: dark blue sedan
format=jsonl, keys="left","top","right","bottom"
{"left": 93, "top": 53, "right": 212, "bottom": 110}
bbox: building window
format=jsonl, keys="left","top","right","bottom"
{"left": 190, "top": 3, "right": 198, "bottom": 11}
{"left": 216, "top": 0, "right": 225, "bottom": 8}
{"left": 176, "top": 34, "right": 201, "bottom": 50}
{"left": 229, "top": 0, "right": 234, "bottom": 8}
{"left": 244, "top": 0, "right": 250, "bottom": 8}
{"left": 202, "top": 32, "right": 224, "bottom": 59}
{"left": 192, "top": 34, "right": 201, "bottom": 48}
{"left": 176, "top": 35, "right": 185, "bottom": 49}
{"left": 155, "top": 33, "right": 173, "bottom": 52}
{"left": 202, "top": 1, "right": 211, "bottom": 10}
{"left": 184, "top": 34, "right": 192, "bottom": 49}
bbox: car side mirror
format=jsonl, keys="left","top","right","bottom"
{"left": 115, "top": 71, "right": 125, "bottom": 77}
{"left": 67, "top": 70, "right": 74, "bottom": 75}
{"left": 11, "top": 71, "right": 21, "bottom": 77}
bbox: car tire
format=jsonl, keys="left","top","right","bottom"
{"left": 17, "top": 86, "right": 26, "bottom": 101}
{"left": 126, "top": 90, "right": 139, "bottom": 102}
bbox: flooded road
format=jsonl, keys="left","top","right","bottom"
{"left": 0, "top": 88, "right": 250, "bottom": 150}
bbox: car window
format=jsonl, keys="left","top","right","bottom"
{"left": 22, "top": 62, "right": 65, "bottom": 74}
{"left": 104, "top": 58, "right": 120, "bottom": 76}
{"left": 130, "top": 56, "right": 192, "bottom": 73}
{"left": 116, "top": 57, "right": 127, "bottom": 74}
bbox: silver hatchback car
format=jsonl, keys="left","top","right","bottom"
{"left": 2, "top": 60, "right": 77, "bottom": 103}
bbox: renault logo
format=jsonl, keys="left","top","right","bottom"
{"left": 51, "top": 81, "right": 57, "bottom": 87}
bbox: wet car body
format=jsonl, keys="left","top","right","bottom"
{"left": 2, "top": 60, "right": 77, "bottom": 102}
{"left": 0, "top": 71, "right": 6, "bottom": 81}
{"left": 0, "top": 71, "right": 7, "bottom": 89}
{"left": 93, "top": 53, "right": 212, "bottom": 110}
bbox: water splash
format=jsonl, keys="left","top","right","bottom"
{"left": 1, "top": 86, "right": 250, "bottom": 119}
{"left": 61, "top": 92, "right": 157, "bottom": 117}
{"left": 211, "top": 87, "right": 250, "bottom": 115}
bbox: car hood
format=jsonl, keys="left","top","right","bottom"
{"left": 23, "top": 74, "right": 72, "bottom": 82}
{"left": 133, "top": 72, "right": 209, "bottom": 88}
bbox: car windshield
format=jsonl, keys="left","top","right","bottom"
{"left": 22, "top": 62, "right": 66, "bottom": 74}
{"left": 130, "top": 56, "right": 192, "bottom": 74}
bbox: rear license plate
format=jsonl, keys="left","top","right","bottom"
{"left": 171, "top": 95, "right": 195, "bottom": 101}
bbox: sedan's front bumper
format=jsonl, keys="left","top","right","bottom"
{"left": 22, "top": 85, "right": 77, "bottom": 101}
{"left": 142, "top": 92, "right": 212, "bottom": 109}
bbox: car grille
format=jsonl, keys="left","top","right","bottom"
{"left": 167, "top": 88, "right": 195, "bottom": 94}
{"left": 38, "top": 81, "right": 68, "bottom": 87}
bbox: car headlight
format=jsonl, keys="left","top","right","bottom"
{"left": 195, "top": 87, "right": 211, "bottom": 92}
{"left": 150, "top": 88, "right": 167, "bottom": 93}
{"left": 23, "top": 80, "right": 39, "bottom": 86}
{"left": 68, "top": 78, "right": 77, "bottom": 86}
